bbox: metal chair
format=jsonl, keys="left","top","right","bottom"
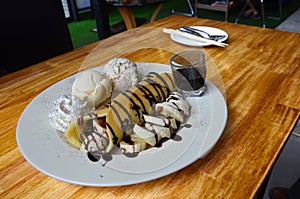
{"left": 194, "top": 0, "right": 231, "bottom": 22}
{"left": 172, "top": 0, "right": 195, "bottom": 17}
{"left": 235, "top": 0, "right": 266, "bottom": 27}
{"left": 235, "top": 0, "right": 283, "bottom": 28}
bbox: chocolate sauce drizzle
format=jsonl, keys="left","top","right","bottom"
{"left": 125, "top": 91, "right": 147, "bottom": 114}
{"left": 138, "top": 84, "right": 157, "bottom": 105}
{"left": 87, "top": 151, "right": 113, "bottom": 165}
{"left": 111, "top": 100, "right": 133, "bottom": 133}
{"left": 87, "top": 72, "right": 190, "bottom": 164}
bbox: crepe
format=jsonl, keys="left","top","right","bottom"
{"left": 104, "top": 72, "right": 175, "bottom": 152}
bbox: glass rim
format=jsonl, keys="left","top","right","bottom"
{"left": 170, "top": 50, "right": 205, "bottom": 68}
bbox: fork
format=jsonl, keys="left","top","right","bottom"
{"left": 178, "top": 26, "right": 226, "bottom": 41}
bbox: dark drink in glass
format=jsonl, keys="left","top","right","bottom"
{"left": 170, "top": 50, "right": 206, "bottom": 97}
{"left": 174, "top": 67, "right": 205, "bottom": 91}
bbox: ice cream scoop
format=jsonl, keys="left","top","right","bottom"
{"left": 72, "top": 70, "right": 112, "bottom": 108}
{"left": 103, "top": 58, "right": 138, "bottom": 97}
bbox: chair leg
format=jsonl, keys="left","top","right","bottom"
{"left": 195, "top": 0, "right": 198, "bottom": 17}
{"left": 279, "top": 0, "right": 282, "bottom": 19}
{"left": 261, "top": 0, "right": 266, "bottom": 28}
{"left": 225, "top": 0, "right": 229, "bottom": 22}
{"left": 235, "top": 0, "right": 249, "bottom": 24}
{"left": 172, "top": 0, "right": 195, "bottom": 17}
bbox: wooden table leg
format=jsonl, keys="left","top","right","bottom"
{"left": 117, "top": 7, "right": 136, "bottom": 30}
{"left": 117, "top": 3, "right": 163, "bottom": 30}
{"left": 150, "top": 3, "right": 164, "bottom": 22}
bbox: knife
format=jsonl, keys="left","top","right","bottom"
{"left": 163, "top": 28, "right": 228, "bottom": 47}
{"left": 179, "top": 26, "right": 226, "bottom": 41}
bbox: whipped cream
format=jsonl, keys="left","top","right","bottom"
{"left": 49, "top": 94, "right": 92, "bottom": 133}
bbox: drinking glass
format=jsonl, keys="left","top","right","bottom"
{"left": 170, "top": 50, "right": 206, "bottom": 97}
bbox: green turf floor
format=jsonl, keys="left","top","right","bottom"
{"left": 68, "top": 0, "right": 300, "bottom": 49}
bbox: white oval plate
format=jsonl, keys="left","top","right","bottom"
{"left": 170, "top": 26, "right": 228, "bottom": 47}
{"left": 16, "top": 63, "right": 227, "bottom": 186}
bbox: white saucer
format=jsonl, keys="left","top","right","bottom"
{"left": 170, "top": 26, "right": 228, "bottom": 47}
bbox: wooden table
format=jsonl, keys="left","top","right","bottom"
{"left": 0, "top": 15, "right": 299, "bottom": 198}
{"left": 107, "top": 0, "right": 168, "bottom": 30}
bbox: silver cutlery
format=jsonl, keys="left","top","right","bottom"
{"left": 163, "top": 28, "right": 228, "bottom": 47}
{"left": 178, "top": 26, "right": 226, "bottom": 41}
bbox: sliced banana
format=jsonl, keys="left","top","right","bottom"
{"left": 65, "top": 120, "right": 82, "bottom": 149}
{"left": 106, "top": 72, "right": 175, "bottom": 152}
{"left": 145, "top": 123, "right": 172, "bottom": 138}
{"left": 119, "top": 137, "right": 147, "bottom": 153}
{"left": 133, "top": 124, "right": 161, "bottom": 146}
{"left": 74, "top": 114, "right": 97, "bottom": 137}
{"left": 80, "top": 126, "right": 109, "bottom": 154}
{"left": 166, "top": 92, "right": 190, "bottom": 116}
{"left": 93, "top": 104, "right": 110, "bottom": 118}
{"left": 143, "top": 115, "right": 177, "bottom": 129}
{"left": 155, "top": 102, "right": 184, "bottom": 122}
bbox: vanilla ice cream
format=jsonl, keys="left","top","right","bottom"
{"left": 103, "top": 58, "right": 138, "bottom": 96}
{"left": 72, "top": 70, "right": 113, "bottom": 108}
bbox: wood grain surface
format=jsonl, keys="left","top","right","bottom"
{"left": 0, "top": 15, "right": 299, "bottom": 199}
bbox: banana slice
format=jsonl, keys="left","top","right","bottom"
{"left": 65, "top": 120, "right": 82, "bottom": 149}
{"left": 119, "top": 137, "right": 147, "bottom": 153}
{"left": 155, "top": 102, "right": 184, "bottom": 122}
{"left": 145, "top": 123, "right": 173, "bottom": 138}
{"left": 74, "top": 114, "right": 97, "bottom": 136}
{"left": 93, "top": 104, "right": 110, "bottom": 118}
{"left": 80, "top": 120, "right": 109, "bottom": 154}
{"left": 143, "top": 115, "right": 177, "bottom": 129}
{"left": 166, "top": 92, "right": 190, "bottom": 116}
{"left": 106, "top": 72, "right": 175, "bottom": 152}
{"left": 133, "top": 124, "right": 161, "bottom": 146}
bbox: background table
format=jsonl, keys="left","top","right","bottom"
{"left": 91, "top": 0, "right": 168, "bottom": 39}
{"left": 107, "top": 0, "right": 168, "bottom": 30}
{"left": 0, "top": 15, "right": 299, "bottom": 198}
